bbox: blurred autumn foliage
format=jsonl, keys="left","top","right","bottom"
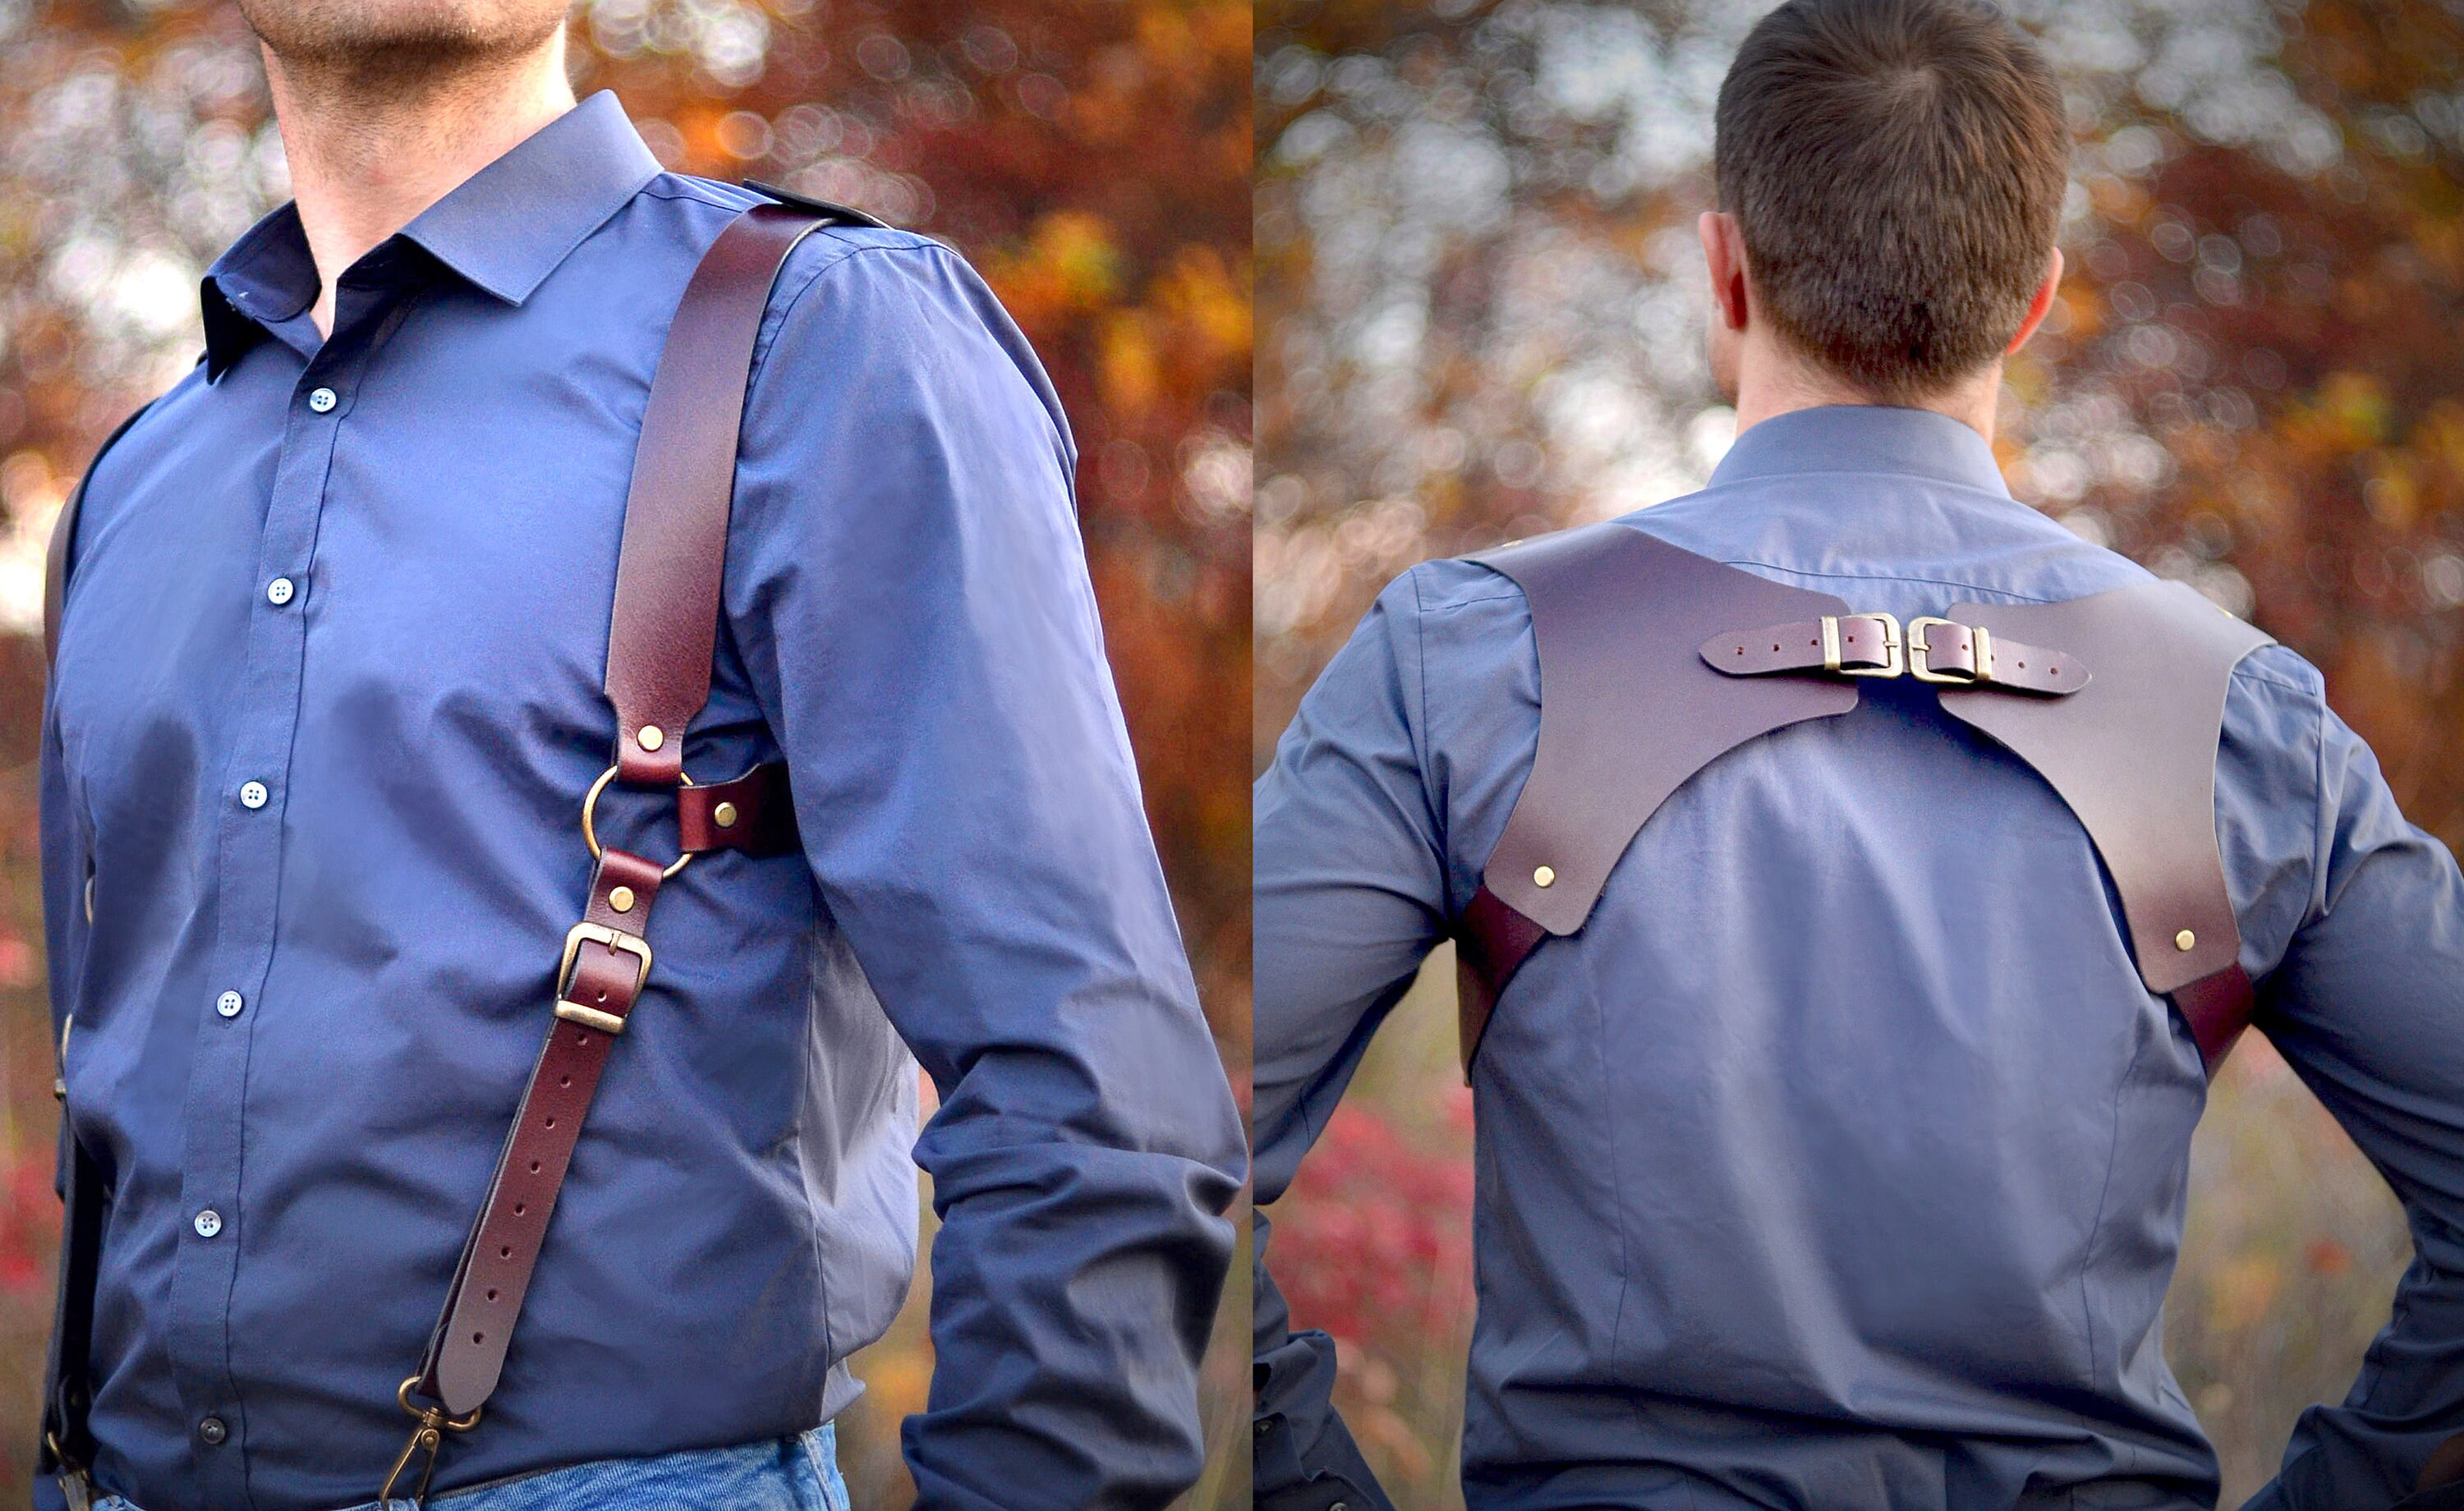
{"left": 0, "top": 0, "right": 1250, "bottom": 1506}
{"left": 1258, "top": 0, "right": 2462, "bottom": 1505}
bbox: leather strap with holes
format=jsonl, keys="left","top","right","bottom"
{"left": 401, "top": 200, "right": 844, "bottom": 1440}
{"left": 415, "top": 848, "right": 665, "bottom": 1412}
{"left": 1699, "top": 614, "right": 2089, "bottom": 695}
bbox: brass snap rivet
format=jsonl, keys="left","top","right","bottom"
{"left": 1533, "top": 865, "right": 1556, "bottom": 888}
{"left": 609, "top": 885, "right": 636, "bottom": 914}
{"left": 637, "top": 724, "right": 665, "bottom": 752}
{"left": 713, "top": 801, "right": 738, "bottom": 829}
{"left": 2174, "top": 929, "right": 2196, "bottom": 952}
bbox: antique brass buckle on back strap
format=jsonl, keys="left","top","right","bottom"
{"left": 1818, "top": 612, "right": 1903, "bottom": 677}
{"left": 1907, "top": 616, "right": 1993, "bottom": 685}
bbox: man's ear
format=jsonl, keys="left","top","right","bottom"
{"left": 2005, "top": 246, "right": 2066, "bottom": 354}
{"left": 1699, "top": 210, "right": 1752, "bottom": 333}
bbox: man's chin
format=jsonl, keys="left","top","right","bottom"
{"left": 240, "top": 0, "right": 559, "bottom": 67}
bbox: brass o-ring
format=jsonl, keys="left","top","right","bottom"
{"left": 579, "top": 764, "right": 696, "bottom": 880}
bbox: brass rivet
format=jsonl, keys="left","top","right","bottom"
{"left": 713, "top": 801, "right": 738, "bottom": 829}
{"left": 1533, "top": 866, "right": 1556, "bottom": 888}
{"left": 2174, "top": 928, "right": 2196, "bottom": 952}
{"left": 609, "top": 885, "right": 636, "bottom": 914}
{"left": 637, "top": 724, "right": 665, "bottom": 752}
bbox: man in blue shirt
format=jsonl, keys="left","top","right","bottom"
{"left": 35, "top": 0, "right": 1243, "bottom": 1507}
{"left": 1253, "top": 3, "right": 2464, "bottom": 1509}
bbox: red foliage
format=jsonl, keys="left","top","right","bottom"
{"left": 1274, "top": 1099, "right": 1474, "bottom": 1349}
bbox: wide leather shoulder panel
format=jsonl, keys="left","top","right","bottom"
{"left": 1937, "top": 581, "right": 2274, "bottom": 994}
{"left": 1469, "top": 524, "right": 1859, "bottom": 936}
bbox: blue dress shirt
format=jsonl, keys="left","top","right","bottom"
{"left": 40, "top": 91, "right": 1242, "bottom": 1511}
{"left": 1253, "top": 405, "right": 2464, "bottom": 1511}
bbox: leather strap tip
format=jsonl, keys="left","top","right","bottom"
{"left": 676, "top": 761, "right": 800, "bottom": 857}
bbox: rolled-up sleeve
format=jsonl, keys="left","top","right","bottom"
{"left": 723, "top": 231, "right": 1244, "bottom": 1511}
{"left": 2244, "top": 693, "right": 2464, "bottom": 1509}
{"left": 1253, "top": 571, "right": 1460, "bottom": 1511}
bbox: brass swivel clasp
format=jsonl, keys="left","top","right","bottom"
{"left": 379, "top": 1377, "right": 481, "bottom": 1507}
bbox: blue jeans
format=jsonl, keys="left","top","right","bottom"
{"left": 90, "top": 1421, "right": 849, "bottom": 1511}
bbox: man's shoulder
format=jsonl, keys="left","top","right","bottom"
{"left": 71, "top": 361, "right": 209, "bottom": 516}
{"left": 638, "top": 172, "right": 954, "bottom": 288}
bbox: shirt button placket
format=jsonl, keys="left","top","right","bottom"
{"left": 172, "top": 351, "right": 357, "bottom": 1500}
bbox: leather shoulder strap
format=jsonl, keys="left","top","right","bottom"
{"left": 604, "top": 202, "right": 830, "bottom": 784}
{"left": 388, "top": 199, "right": 850, "bottom": 1497}
{"left": 1938, "top": 581, "right": 2273, "bottom": 1059}
{"left": 1455, "top": 525, "right": 1859, "bottom": 1068}
{"left": 44, "top": 397, "right": 158, "bottom": 672}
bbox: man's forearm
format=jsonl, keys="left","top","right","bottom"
{"left": 907, "top": 1122, "right": 1239, "bottom": 1510}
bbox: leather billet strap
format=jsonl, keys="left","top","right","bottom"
{"left": 1702, "top": 613, "right": 2089, "bottom": 696}
{"left": 1452, "top": 525, "right": 2273, "bottom": 1080}
{"left": 414, "top": 848, "right": 666, "bottom": 1414}
{"left": 1702, "top": 612, "right": 1904, "bottom": 678}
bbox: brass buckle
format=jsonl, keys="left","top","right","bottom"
{"left": 579, "top": 765, "right": 696, "bottom": 881}
{"left": 1819, "top": 612, "right": 1903, "bottom": 677}
{"left": 554, "top": 923, "right": 651, "bottom": 1034}
{"left": 1908, "top": 616, "right": 1993, "bottom": 684}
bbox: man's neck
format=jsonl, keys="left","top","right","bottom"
{"left": 1730, "top": 337, "right": 2002, "bottom": 444}
{"left": 262, "top": 40, "right": 576, "bottom": 337}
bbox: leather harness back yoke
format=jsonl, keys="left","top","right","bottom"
{"left": 1453, "top": 523, "right": 2274, "bottom": 1081}
{"left": 39, "top": 183, "right": 880, "bottom": 1508}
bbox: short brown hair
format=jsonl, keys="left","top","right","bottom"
{"left": 1713, "top": 0, "right": 2068, "bottom": 402}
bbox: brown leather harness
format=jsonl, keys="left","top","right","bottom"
{"left": 39, "top": 189, "right": 871, "bottom": 1508}
{"left": 1453, "top": 523, "right": 2273, "bottom": 1080}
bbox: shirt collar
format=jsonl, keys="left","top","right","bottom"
{"left": 1708, "top": 404, "right": 2012, "bottom": 498}
{"left": 200, "top": 90, "right": 662, "bottom": 380}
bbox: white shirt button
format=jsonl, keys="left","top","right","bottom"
{"left": 216, "top": 990, "right": 244, "bottom": 1019}
{"left": 193, "top": 1210, "right": 223, "bottom": 1238}
{"left": 238, "top": 781, "right": 269, "bottom": 810}
{"left": 307, "top": 388, "right": 338, "bottom": 413}
{"left": 267, "top": 577, "right": 296, "bottom": 606}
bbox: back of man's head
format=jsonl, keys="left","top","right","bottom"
{"left": 1714, "top": 0, "right": 2068, "bottom": 404}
